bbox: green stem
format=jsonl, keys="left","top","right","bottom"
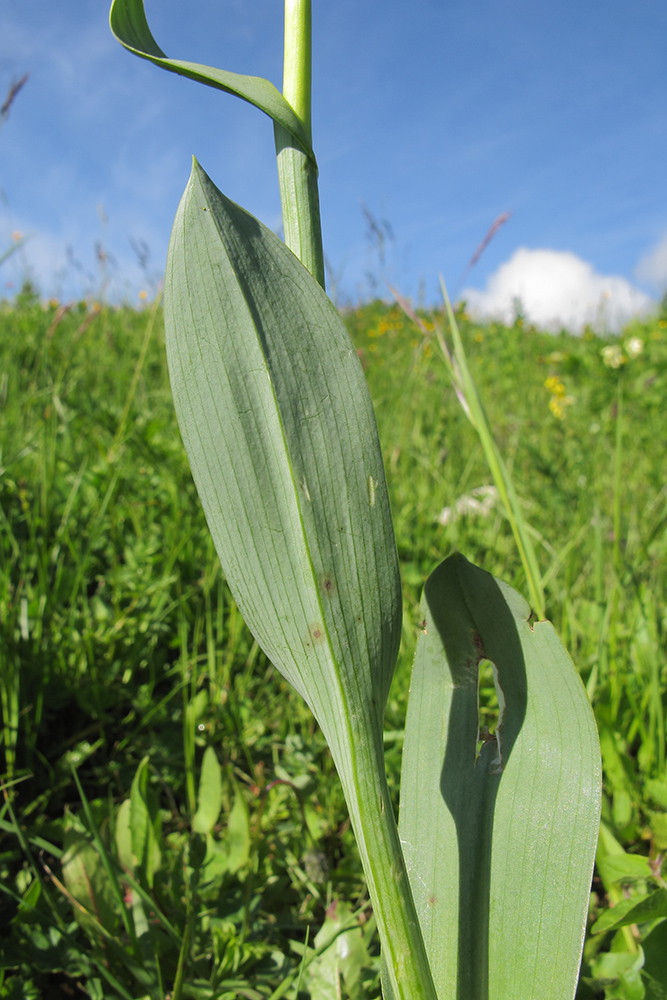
{"left": 338, "top": 713, "right": 439, "bottom": 1000}
{"left": 276, "top": 0, "right": 325, "bottom": 286}
{"left": 282, "top": 0, "right": 312, "bottom": 140}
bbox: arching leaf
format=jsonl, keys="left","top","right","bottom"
{"left": 109, "top": 0, "right": 315, "bottom": 162}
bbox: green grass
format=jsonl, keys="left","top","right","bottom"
{"left": 1, "top": 283, "right": 666, "bottom": 998}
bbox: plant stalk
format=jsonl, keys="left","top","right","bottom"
{"left": 275, "top": 0, "right": 325, "bottom": 287}
{"left": 337, "top": 710, "right": 439, "bottom": 1000}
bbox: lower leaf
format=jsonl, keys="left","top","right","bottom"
{"left": 399, "top": 552, "right": 601, "bottom": 1000}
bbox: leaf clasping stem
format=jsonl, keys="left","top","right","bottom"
{"left": 276, "top": 0, "right": 325, "bottom": 287}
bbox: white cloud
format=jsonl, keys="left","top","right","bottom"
{"left": 635, "top": 230, "right": 667, "bottom": 292}
{"left": 463, "top": 248, "right": 654, "bottom": 334}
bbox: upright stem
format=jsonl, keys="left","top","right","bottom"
{"left": 275, "top": 0, "right": 325, "bottom": 287}
{"left": 336, "top": 713, "right": 439, "bottom": 1000}
{"left": 282, "top": 0, "right": 312, "bottom": 146}
{"left": 278, "top": 4, "right": 432, "bottom": 993}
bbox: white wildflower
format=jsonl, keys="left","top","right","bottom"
{"left": 437, "top": 485, "right": 498, "bottom": 526}
{"left": 625, "top": 337, "right": 644, "bottom": 358}
{"left": 601, "top": 344, "right": 625, "bottom": 368}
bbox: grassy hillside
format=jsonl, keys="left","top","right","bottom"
{"left": 1, "top": 285, "right": 666, "bottom": 998}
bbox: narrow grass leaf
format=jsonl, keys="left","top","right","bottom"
{"left": 109, "top": 0, "right": 314, "bottom": 161}
{"left": 392, "top": 283, "right": 545, "bottom": 617}
{"left": 399, "top": 552, "right": 601, "bottom": 1000}
{"left": 440, "top": 281, "right": 546, "bottom": 617}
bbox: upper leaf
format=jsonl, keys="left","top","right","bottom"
{"left": 398, "top": 553, "right": 601, "bottom": 1000}
{"left": 109, "top": 0, "right": 315, "bottom": 162}
{"left": 164, "top": 159, "right": 401, "bottom": 769}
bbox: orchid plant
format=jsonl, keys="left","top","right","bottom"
{"left": 110, "top": 3, "right": 601, "bottom": 997}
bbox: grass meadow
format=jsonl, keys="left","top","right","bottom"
{"left": 1, "top": 283, "right": 666, "bottom": 998}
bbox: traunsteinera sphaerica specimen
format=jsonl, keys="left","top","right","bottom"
{"left": 110, "top": 2, "right": 601, "bottom": 997}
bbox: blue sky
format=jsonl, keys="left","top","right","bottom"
{"left": 2, "top": 0, "right": 666, "bottom": 328}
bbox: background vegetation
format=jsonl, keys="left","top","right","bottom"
{"left": 1, "top": 284, "right": 666, "bottom": 998}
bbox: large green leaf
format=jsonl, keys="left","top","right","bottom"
{"left": 109, "top": 0, "right": 315, "bottom": 161}
{"left": 163, "top": 161, "right": 437, "bottom": 1000}
{"left": 164, "top": 159, "right": 401, "bottom": 757}
{"left": 398, "top": 553, "right": 601, "bottom": 1000}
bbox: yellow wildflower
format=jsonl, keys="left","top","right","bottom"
{"left": 545, "top": 374, "right": 574, "bottom": 419}
{"left": 544, "top": 375, "right": 566, "bottom": 396}
{"left": 548, "top": 395, "right": 575, "bottom": 420}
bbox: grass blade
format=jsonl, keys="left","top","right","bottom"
{"left": 438, "top": 280, "right": 546, "bottom": 617}
{"left": 392, "top": 282, "right": 546, "bottom": 618}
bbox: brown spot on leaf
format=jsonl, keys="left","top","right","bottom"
{"left": 307, "top": 622, "right": 326, "bottom": 645}
{"left": 319, "top": 573, "right": 336, "bottom": 597}
{"left": 472, "top": 630, "right": 485, "bottom": 661}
